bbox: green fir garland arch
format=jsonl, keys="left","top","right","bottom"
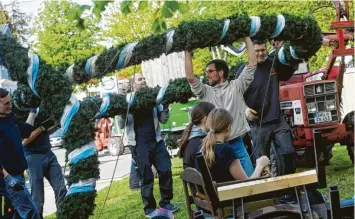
{"left": 0, "top": 12, "right": 322, "bottom": 218}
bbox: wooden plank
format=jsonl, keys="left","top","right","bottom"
{"left": 217, "top": 170, "right": 318, "bottom": 201}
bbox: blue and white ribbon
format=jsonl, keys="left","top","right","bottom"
{"left": 156, "top": 87, "right": 167, "bottom": 105}
{"left": 66, "top": 178, "right": 96, "bottom": 196}
{"left": 60, "top": 94, "right": 80, "bottom": 135}
{"left": 126, "top": 92, "right": 136, "bottom": 108}
{"left": 85, "top": 55, "right": 99, "bottom": 78}
{"left": 249, "top": 16, "right": 261, "bottom": 37}
{"left": 66, "top": 64, "right": 75, "bottom": 83}
{"left": 271, "top": 15, "right": 285, "bottom": 38}
{"left": 68, "top": 141, "right": 96, "bottom": 165}
{"left": 26, "top": 51, "right": 40, "bottom": 97}
{"left": 116, "top": 42, "right": 138, "bottom": 70}
{"left": 278, "top": 46, "right": 290, "bottom": 66}
{"left": 221, "top": 19, "right": 230, "bottom": 40}
{"left": 98, "top": 93, "right": 110, "bottom": 117}
{"left": 289, "top": 46, "right": 301, "bottom": 60}
{"left": 165, "top": 30, "right": 175, "bottom": 53}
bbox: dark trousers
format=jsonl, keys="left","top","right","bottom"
{"left": 250, "top": 117, "right": 296, "bottom": 176}
{"left": 130, "top": 140, "right": 173, "bottom": 214}
{"left": 25, "top": 150, "right": 67, "bottom": 216}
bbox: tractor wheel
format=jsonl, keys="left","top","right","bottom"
{"left": 108, "top": 137, "right": 124, "bottom": 157}
{"left": 295, "top": 146, "right": 333, "bottom": 168}
{"left": 347, "top": 144, "right": 354, "bottom": 165}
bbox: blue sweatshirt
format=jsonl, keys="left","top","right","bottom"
{"left": 0, "top": 114, "right": 33, "bottom": 175}
{"left": 23, "top": 133, "right": 51, "bottom": 156}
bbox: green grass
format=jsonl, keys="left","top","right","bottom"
{"left": 161, "top": 99, "right": 199, "bottom": 129}
{"left": 43, "top": 144, "right": 353, "bottom": 219}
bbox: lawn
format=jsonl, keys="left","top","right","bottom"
{"left": 44, "top": 144, "right": 353, "bottom": 219}
{"left": 161, "top": 99, "right": 199, "bottom": 129}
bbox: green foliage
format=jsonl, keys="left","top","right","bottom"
{"left": 58, "top": 191, "right": 97, "bottom": 219}
{"left": 70, "top": 13, "right": 322, "bottom": 85}
{"left": 32, "top": 0, "right": 103, "bottom": 67}
{"left": 67, "top": 156, "right": 100, "bottom": 186}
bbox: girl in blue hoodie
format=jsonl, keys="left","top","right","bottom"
{"left": 179, "top": 102, "right": 215, "bottom": 169}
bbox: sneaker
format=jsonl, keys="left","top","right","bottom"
{"left": 150, "top": 208, "right": 174, "bottom": 219}
{"left": 161, "top": 203, "right": 179, "bottom": 213}
{"left": 145, "top": 209, "right": 156, "bottom": 218}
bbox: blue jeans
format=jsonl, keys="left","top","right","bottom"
{"left": 26, "top": 150, "right": 67, "bottom": 216}
{"left": 228, "top": 137, "right": 254, "bottom": 177}
{"left": 1, "top": 174, "right": 40, "bottom": 219}
{"left": 129, "top": 158, "right": 140, "bottom": 189}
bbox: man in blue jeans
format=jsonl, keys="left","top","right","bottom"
{"left": 119, "top": 73, "right": 178, "bottom": 217}
{"left": 22, "top": 109, "right": 67, "bottom": 219}
{"left": 184, "top": 37, "right": 257, "bottom": 176}
{"left": 0, "top": 88, "right": 40, "bottom": 219}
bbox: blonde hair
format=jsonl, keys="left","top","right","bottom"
{"left": 202, "top": 108, "right": 233, "bottom": 167}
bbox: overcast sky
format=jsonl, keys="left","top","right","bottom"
{"left": 2, "top": 0, "right": 93, "bottom": 19}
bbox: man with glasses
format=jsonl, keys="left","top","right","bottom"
{"left": 235, "top": 40, "right": 297, "bottom": 176}
{"left": 184, "top": 37, "right": 257, "bottom": 176}
{"left": 0, "top": 88, "right": 40, "bottom": 219}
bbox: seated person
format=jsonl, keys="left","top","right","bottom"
{"left": 179, "top": 102, "right": 216, "bottom": 169}
{"left": 201, "top": 108, "right": 270, "bottom": 183}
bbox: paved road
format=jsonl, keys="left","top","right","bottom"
{"left": 41, "top": 146, "right": 132, "bottom": 217}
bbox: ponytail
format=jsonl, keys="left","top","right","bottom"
{"left": 178, "top": 123, "right": 194, "bottom": 158}
{"left": 202, "top": 131, "right": 216, "bottom": 167}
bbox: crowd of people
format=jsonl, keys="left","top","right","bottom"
{"left": 0, "top": 36, "right": 297, "bottom": 218}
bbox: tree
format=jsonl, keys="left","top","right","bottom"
{"left": 32, "top": 0, "right": 104, "bottom": 67}
{"left": 0, "top": 0, "right": 31, "bottom": 45}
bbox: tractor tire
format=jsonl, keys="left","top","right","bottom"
{"left": 295, "top": 146, "right": 333, "bottom": 168}
{"left": 108, "top": 137, "right": 124, "bottom": 157}
{"left": 347, "top": 144, "right": 354, "bottom": 165}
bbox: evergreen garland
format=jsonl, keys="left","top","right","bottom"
{"left": 0, "top": 12, "right": 322, "bottom": 219}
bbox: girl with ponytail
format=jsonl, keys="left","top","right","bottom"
{"left": 202, "top": 108, "right": 270, "bottom": 183}
{"left": 179, "top": 102, "right": 216, "bottom": 169}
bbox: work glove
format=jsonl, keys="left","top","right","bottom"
{"left": 4, "top": 175, "right": 23, "bottom": 191}
{"left": 245, "top": 108, "right": 259, "bottom": 121}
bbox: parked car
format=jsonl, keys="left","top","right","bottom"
{"left": 50, "top": 128, "right": 64, "bottom": 147}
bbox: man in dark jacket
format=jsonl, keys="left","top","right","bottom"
{"left": 236, "top": 40, "right": 297, "bottom": 176}
{"left": 22, "top": 110, "right": 67, "bottom": 219}
{"left": 0, "top": 88, "right": 40, "bottom": 219}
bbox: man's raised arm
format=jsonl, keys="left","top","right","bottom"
{"left": 185, "top": 51, "right": 207, "bottom": 99}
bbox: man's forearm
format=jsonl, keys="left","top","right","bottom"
{"left": 245, "top": 37, "right": 257, "bottom": 67}
{"left": 22, "top": 127, "right": 44, "bottom": 146}
{"left": 184, "top": 51, "right": 196, "bottom": 83}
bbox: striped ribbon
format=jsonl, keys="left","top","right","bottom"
{"left": 68, "top": 141, "right": 96, "bottom": 165}
{"left": 165, "top": 30, "right": 175, "bottom": 53}
{"left": 116, "top": 42, "right": 138, "bottom": 70}
{"left": 156, "top": 87, "right": 167, "bottom": 105}
{"left": 66, "top": 178, "right": 96, "bottom": 196}
{"left": 221, "top": 19, "right": 230, "bottom": 40}
{"left": 26, "top": 51, "right": 40, "bottom": 97}
{"left": 66, "top": 64, "right": 75, "bottom": 83}
{"left": 271, "top": 15, "right": 285, "bottom": 38}
{"left": 289, "top": 46, "right": 301, "bottom": 60}
{"left": 126, "top": 92, "right": 136, "bottom": 108}
{"left": 249, "top": 16, "right": 261, "bottom": 37}
{"left": 278, "top": 46, "right": 290, "bottom": 66}
{"left": 85, "top": 55, "right": 99, "bottom": 78}
{"left": 60, "top": 94, "right": 80, "bottom": 135}
{"left": 98, "top": 93, "right": 110, "bottom": 117}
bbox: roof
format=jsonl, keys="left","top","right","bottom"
{"left": 0, "top": 24, "right": 13, "bottom": 38}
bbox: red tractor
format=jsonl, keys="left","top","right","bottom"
{"left": 279, "top": 1, "right": 354, "bottom": 166}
